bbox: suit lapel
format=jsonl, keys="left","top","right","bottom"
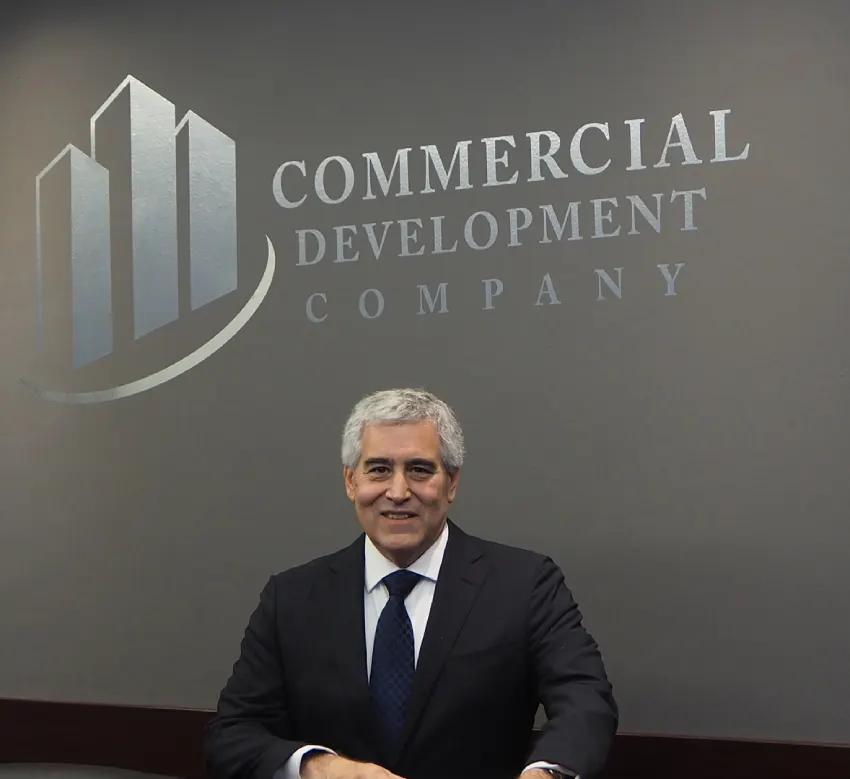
{"left": 322, "top": 535, "right": 378, "bottom": 747}
{"left": 396, "top": 521, "right": 488, "bottom": 756}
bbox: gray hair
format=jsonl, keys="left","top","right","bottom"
{"left": 341, "top": 388, "right": 465, "bottom": 473}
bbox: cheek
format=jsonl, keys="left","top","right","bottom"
{"left": 353, "top": 483, "right": 384, "bottom": 506}
{"left": 411, "top": 484, "right": 449, "bottom": 507}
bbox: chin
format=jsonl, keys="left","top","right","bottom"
{"left": 381, "top": 529, "right": 421, "bottom": 544}
{"left": 379, "top": 531, "right": 425, "bottom": 555}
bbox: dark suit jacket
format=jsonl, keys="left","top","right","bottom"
{"left": 204, "top": 521, "right": 618, "bottom": 779}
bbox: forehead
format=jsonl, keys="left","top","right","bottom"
{"left": 360, "top": 421, "right": 441, "bottom": 457}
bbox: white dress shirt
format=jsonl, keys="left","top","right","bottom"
{"left": 279, "top": 523, "right": 575, "bottom": 779}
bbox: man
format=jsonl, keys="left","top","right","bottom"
{"left": 204, "top": 389, "right": 617, "bottom": 779}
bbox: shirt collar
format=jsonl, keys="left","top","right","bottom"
{"left": 364, "top": 520, "right": 449, "bottom": 592}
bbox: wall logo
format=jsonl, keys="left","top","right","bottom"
{"left": 25, "top": 74, "right": 275, "bottom": 404}
{"left": 22, "top": 73, "right": 752, "bottom": 401}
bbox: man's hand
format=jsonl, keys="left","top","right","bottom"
{"left": 301, "top": 752, "right": 404, "bottom": 779}
{"left": 519, "top": 771, "right": 553, "bottom": 779}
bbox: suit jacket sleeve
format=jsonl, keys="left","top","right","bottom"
{"left": 204, "top": 575, "right": 307, "bottom": 779}
{"left": 524, "top": 556, "right": 619, "bottom": 778}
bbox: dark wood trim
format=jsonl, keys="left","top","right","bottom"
{"left": 1, "top": 698, "right": 848, "bottom": 779}
{"left": 0, "top": 698, "right": 209, "bottom": 779}
{"left": 604, "top": 732, "right": 850, "bottom": 779}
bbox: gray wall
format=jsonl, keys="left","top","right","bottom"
{"left": 1, "top": 0, "right": 848, "bottom": 745}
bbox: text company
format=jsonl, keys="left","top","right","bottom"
{"left": 270, "top": 109, "right": 750, "bottom": 321}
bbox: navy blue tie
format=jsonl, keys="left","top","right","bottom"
{"left": 370, "top": 570, "right": 421, "bottom": 754}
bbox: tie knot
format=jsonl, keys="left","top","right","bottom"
{"left": 383, "top": 569, "right": 421, "bottom": 599}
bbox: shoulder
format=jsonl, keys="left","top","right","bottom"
{"left": 456, "top": 527, "right": 572, "bottom": 617}
{"left": 457, "top": 524, "right": 559, "bottom": 580}
{"left": 476, "top": 534, "right": 550, "bottom": 567}
{"left": 265, "top": 537, "right": 362, "bottom": 594}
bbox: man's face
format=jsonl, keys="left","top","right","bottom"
{"left": 344, "top": 420, "right": 459, "bottom": 567}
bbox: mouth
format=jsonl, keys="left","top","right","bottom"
{"left": 380, "top": 511, "right": 418, "bottom": 520}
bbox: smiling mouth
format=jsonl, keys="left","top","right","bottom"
{"left": 381, "top": 511, "right": 417, "bottom": 519}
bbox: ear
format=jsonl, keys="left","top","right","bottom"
{"left": 447, "top": 468, "right": 460, "bottom": 503}
{"left": 343, "top": 466, "right": 356, "bottom": 501}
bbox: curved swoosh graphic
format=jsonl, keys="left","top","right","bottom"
{"left": 23, "top": 235, "right": 276, "bottom": 404}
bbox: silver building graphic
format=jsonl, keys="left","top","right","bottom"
{"left": 36, "top": 75, "right": 238, "bottom": 368}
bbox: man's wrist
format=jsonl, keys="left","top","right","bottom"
{"left": 300, "top": 750, "right": 338, "bottom": 779}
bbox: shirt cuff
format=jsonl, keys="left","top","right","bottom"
{"left": 523, "top": 761, "right": 578, "bottom": 778}
{"left": 274, "top": 745, "right": 337, "bottom": 779}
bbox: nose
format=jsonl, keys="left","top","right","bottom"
{"left": 385, "top": 468, "right": 410, "bottom": 502}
